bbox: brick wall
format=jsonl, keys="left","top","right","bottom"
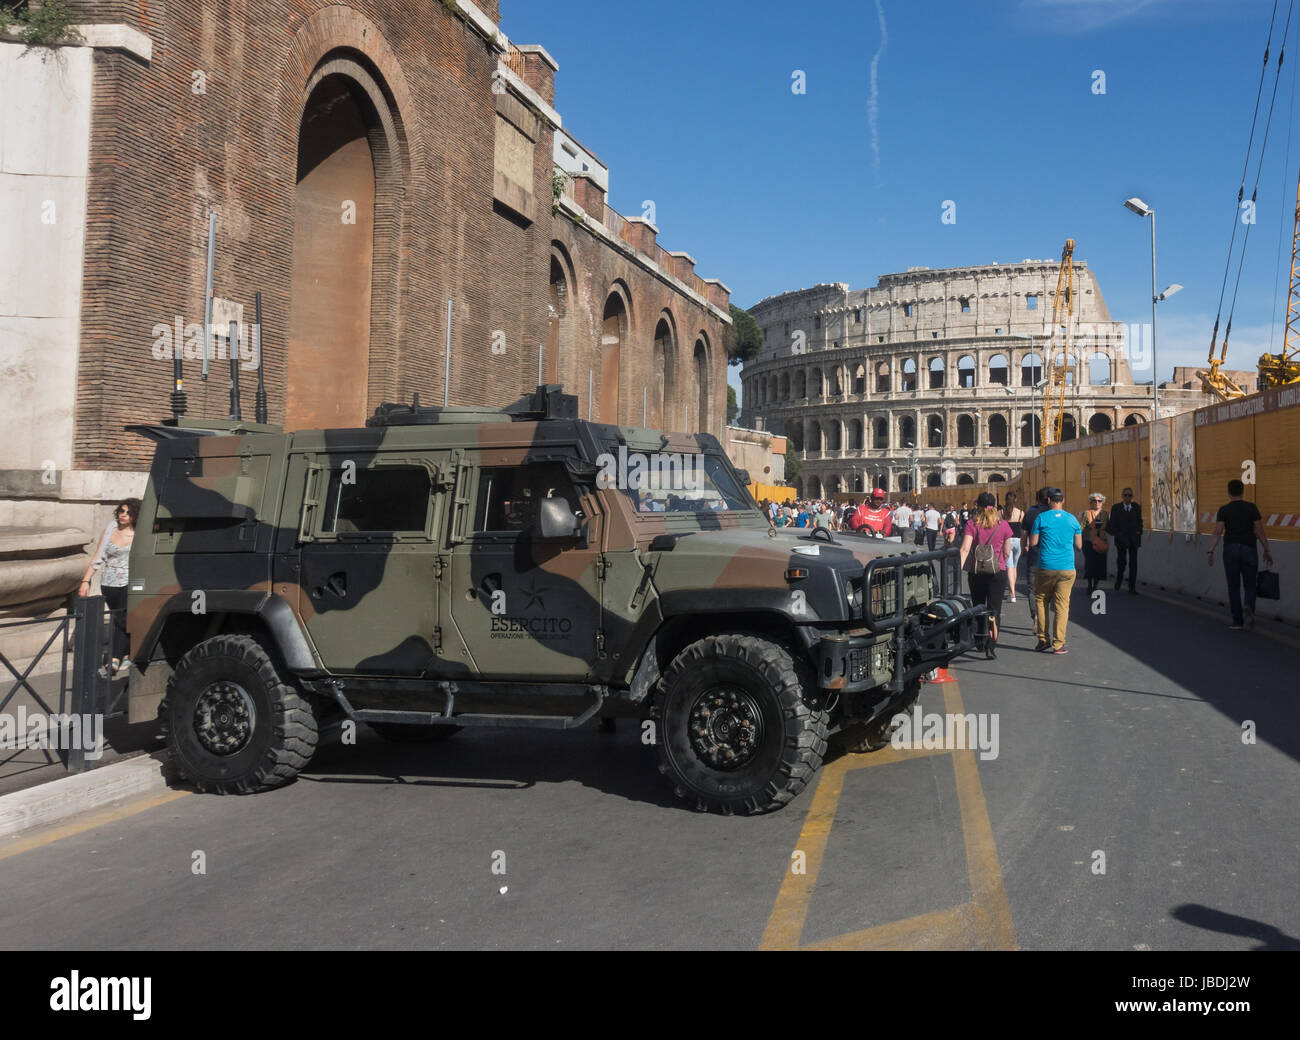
{"left": 71, "top": 0, "right": 728, "bottom": 470}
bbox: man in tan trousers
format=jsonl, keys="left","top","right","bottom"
{"left": 1027, "top": 487, "right": 1083, "bottom": 654}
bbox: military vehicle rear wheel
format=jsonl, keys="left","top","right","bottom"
{"left": 654, "top": 634, "right": 828, "bottom": 815}
{"left": 164, "top": 634, "right": 318, "bottom": 794}
{"left": 369, "top": 722, "right": 462, "bottom": 742}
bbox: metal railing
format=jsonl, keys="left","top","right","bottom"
{"left": 0, "top": 596, "right": 127, "bottom": 773}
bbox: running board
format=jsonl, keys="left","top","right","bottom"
{"left": 323, "top": 681, "right": 607, "bottom": 732}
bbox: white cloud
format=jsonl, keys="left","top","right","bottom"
{"left": 1017, "top": 0, "right": 1205, "bottom": 33}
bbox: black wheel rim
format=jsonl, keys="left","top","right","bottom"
{"left": 687, "top": 685, "right": 765, "bottom": 770}
{"left": 193, "top": 681, "right": 257, "bottom": 755}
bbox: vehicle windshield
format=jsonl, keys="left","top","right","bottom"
{"left": 608, "top": 451, "right": 754, "bottom": 514}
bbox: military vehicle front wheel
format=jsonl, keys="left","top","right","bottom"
{"left": 164, "top": 635, "right": 318, "bottom": 794}
{"left": 369, "top": 723, "right": 462, "bottom": 742}
{"left": 654, "top": 634, "right": 828, "bottom": 815}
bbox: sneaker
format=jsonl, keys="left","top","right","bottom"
{"left": 1228, "top": 623, "right": 1244, "bottom": 630}
{"left": 1245, "top": 607, "right": 1255, "bottom": 629}
{"left": 1052, "top": 646, "right": 1069, "bottom": 655}
{"left": 1035, "top": 640, "right": 1051, "bottom": 652}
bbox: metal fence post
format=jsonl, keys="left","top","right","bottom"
{"left": 68, "top": 596, "right": 105, "bottom": 773}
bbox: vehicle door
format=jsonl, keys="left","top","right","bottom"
{"left": 289, "top": 450, "right": 449, "bottom": 675}
{"left": 442, "top": 450, "right": 601, "bottom": 680}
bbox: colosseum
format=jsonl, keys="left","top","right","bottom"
{"left": 742, "top": 259, "right": 1180, "bottom": 498}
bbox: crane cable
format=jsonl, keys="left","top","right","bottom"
{"left": 1269, "top": 10, "right": 1300, "bottom": 355}
{"left": 1210, "top": 0, "right": 1282, "bottom": 364}
{"left": 1223, "top": 0, "right": 1295, "bottom": 363}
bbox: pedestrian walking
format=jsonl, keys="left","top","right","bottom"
{"left": 79, "top": 498, "right": 139, "bottom": 676}
{"left": 942, "top": 506, "right": 958, "bottom": 547}
{"left": 911, "top": 506, "right": 925, "bottom": 545}
{"left": 1022, "top": 487, "right": 1050, "bottom": 636}
{"left": 959, "top": 492, "right": 1013, "bottom": 658}
{"left": 1206, "top": 479, "right": 1274, "bottom": 630}
{"left": 1004, "top": 491, "right": 1024, "bottom": 604}
{"left": 1079, "top": 493, "right": 1109, "bottom": 594}
{"left": 1107, "top": 487, "right": 1143, "bottom": 594}
{"left": 894, "top": 500, "right": 913, "bottom": 543}
{"left": 923, "top": 502, "right": 942, "bottom": 551}
{"left": 1028, "top": 488, "right": 1082, "bottom": 654}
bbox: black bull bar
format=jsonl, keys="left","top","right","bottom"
{"left": 861, "top": 548, "right": 990, "bottom": 693}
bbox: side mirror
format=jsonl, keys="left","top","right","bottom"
{"left": 537, "top": 497, "right": 580, "bottom": 539}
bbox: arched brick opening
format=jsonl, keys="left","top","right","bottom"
{"left": 693, "top": 334, "right": 712, "bottom": 433}
{"left": 288, "top": 55, "right": 406, "bottom": 430}
{"left": 650, "top": 311, "right": 677, "bottom": 429}
{"left": 600, "top": 287, "right": 631, "bottom": 423}
{"left": 548, "top": 243, "right": 578, "bottom": 390}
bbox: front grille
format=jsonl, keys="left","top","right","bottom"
{"left": 867, "top": 563, "right": 934, "bottom": 623}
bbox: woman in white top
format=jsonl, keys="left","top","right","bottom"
{"left": 79, "top": 499, "right": 139, "bottom": 676}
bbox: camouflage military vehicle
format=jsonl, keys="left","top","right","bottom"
{"left": 126, "top": 385, "right": 983, "bottom": 814}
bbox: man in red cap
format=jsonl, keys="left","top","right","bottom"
{"left": 851, "top": 488, "right": 893, "bottom": 537}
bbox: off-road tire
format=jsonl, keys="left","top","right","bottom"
{"left": 653, "top": 634, "right": 828, "bottom": 815}
{"left": 164, "top": 634, "right": 317, "bottom": 794}
{"left": 369, "top": 722, "right": 462, "bottom": 742}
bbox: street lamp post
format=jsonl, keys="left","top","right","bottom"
{"left": 1124, "top": 197, "right": 1161, "bottom": 423}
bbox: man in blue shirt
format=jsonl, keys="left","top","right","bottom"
{"left": 1027, "top": 487, "right": 1083, "bottom": 654}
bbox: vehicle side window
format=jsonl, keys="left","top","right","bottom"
{"left": 473, "top": 464, "right": 582, "bottom": 534}
{"left": 321, "top": 466, "right": 431, "bottom": 533}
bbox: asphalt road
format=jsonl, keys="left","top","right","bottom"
{"left": 2, "top": 584, "right": 1297, "bottom": 950}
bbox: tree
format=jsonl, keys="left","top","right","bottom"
{"left": 726, "top": 385, "right": 738, "bottom": 424}
{"left": 784, "top": 442, "right": 801, "bottom": 485}
{"left": 725, "top": 304, "right": 762, "bottom": 367}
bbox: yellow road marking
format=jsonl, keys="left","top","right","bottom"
{"left": 759, "top": 680, "right": 1016, "bottom": 950}
{"left": 0, "top": 789, "right": 191, "bottom": 862}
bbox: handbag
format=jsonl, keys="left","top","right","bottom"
{"left": 1084, "top": 511, "right": 1109, "bottom": 554}
{"left": 1257, "top": 569, "right": 1281, "bottom": 600}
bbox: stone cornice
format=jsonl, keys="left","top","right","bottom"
{"left": 557, "top": 195, "right": 731, "bottom": 325}
{"left": 457, "top": 0, "right": 508, "bottom": 51}
{"left": 496, "top": 62, "right": 561, "bottom": 129}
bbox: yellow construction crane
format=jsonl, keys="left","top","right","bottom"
{"left": 1201, "top": 160, "right": 1300, "bottom": 399}
{"left": 1259, "top": 163, "right": 1300, "bottom": 389}
{"left": 1042, "top": 240, "right": 1077, "bottom": 449}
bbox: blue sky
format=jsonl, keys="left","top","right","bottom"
{"left": 502, "top": 0, "right": 1300, "bottom": 397}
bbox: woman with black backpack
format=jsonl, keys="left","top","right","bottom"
{"left": 959, "top": 492, "right": 1013, "bottom": 658}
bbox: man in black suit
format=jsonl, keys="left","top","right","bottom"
{"left": 1108, "top": 487, "right": 1143, "bottom": 594}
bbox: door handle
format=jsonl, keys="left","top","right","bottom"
{"left": 311, "top": 571, "right": 348, "bottom": 599}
